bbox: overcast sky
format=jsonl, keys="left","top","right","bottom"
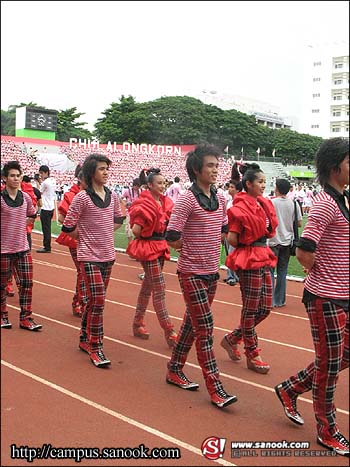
{"left": 1, "top": 1, "right": 349, "bottom": 130}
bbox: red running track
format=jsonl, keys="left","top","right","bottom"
{"left": 1, "top": 232, "right": 349, "bottom": 466}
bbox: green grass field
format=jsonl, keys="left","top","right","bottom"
{"left": 36, "top": 217, "right": 307, "bottom": 279}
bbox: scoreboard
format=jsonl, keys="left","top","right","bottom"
{"left": 25, "top": 108, "right": 58, "bottom": 131}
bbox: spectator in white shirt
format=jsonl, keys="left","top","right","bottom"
{"left": 36, "top": 165, "right": 56, "bottom": 253}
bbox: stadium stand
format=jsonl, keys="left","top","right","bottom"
{"left": 1, "top": 138, "right": 233, "bottom": 189}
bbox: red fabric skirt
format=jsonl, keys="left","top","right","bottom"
{"left": 226, "top": 245, "right": 277, "bottom": 271}
{"left": 126, "top": 239, "right": 170, "bottom": 261}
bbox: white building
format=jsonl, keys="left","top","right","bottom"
{"left": 302, "top": 42, "right": 349, "bottom": 139}
{"left": 192, "top": 90, "right": 294, "bottom": 130}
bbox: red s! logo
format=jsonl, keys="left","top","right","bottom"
{"left": 201, "top": 436, "right": 226, "bottom": 460}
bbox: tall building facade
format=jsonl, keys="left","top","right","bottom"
{"left": 302, "top": 42, "right": 349, "bottom": 139}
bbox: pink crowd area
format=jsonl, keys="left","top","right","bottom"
{"left": 1, "top": 136, "right": 233, "bottom": 189}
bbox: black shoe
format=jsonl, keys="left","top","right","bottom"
{"left": 227, "top": 279, "right": 237, "bottom": 286}
{"left": 36, "top": 248, "right": 51, "bottom": 253}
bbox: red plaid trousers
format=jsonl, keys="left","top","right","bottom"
{"left": 134, "top": 256, "right": 171, "bottom": 328}
{"left": 225, "top": 266, "right": 272, "bottom": 358}
{"left": 80, "top": 261, "right": 114, "bottom": 352}
{"left": 282, "top": 299, "right": 349, "bottom": 438}
{"left": 1, "top": 252, "right": 33, "bottom": 320}
{"left": 167, "top": 273, "right": 224, "bottom": 395}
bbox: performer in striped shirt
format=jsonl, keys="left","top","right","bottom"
{"left": 62, "top": 154, "right": 124, "bottom": 368}
{"left": 165, "top": 144, "right": 238, "bottom": 409}
{"left": 275, "top": 138, "right": 349, "bottom": 456}
{"left": 1, "top": 161, "right": 42, "bottom": 331}
{"left": 223, "top": 163, "right": 278, "bottom": 374}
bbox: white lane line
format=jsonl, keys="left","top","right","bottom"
{"left": 6, "top": 304, "right": 349, "bottom": 417}
{"left": 31, "top": 280, "right": 313, "bottom": 353}
{"left": 33, "top": 235, "right": 305, "bottom": 283}
{"left": 32, "top": 259, "right": 308, "bottom": 321}
{"left": 1, "top": 360, "right": 236, "bottom": 467}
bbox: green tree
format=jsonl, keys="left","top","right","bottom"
{"left": 1, "top": 109, "right": 16, "bottom": 135}
{"left": 271, "top": 128, "right": 323, "bottom": 161}
{"left": 1, "top": 102, "right": 40, "bottom": 135}
{"left": 56, "top": 107, "right": 92, "bottom": 142}
{"left": 94, "top": 95, "right": 155, "bottom": 144}
{"left": 145, "top": 96, "right": 225, "bottom": 145}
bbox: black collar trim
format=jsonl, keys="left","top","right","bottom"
{"left": 324, "top": 184, "right": 349, "bottom": 222}
{"left": 1, "top": 189, "right": 24, "bottom": 207}
{"left": 86, "top": 186, "right": 111, "bottom": 208}
{"left": 189, "top": 183, "right": 219, "bottom": 211}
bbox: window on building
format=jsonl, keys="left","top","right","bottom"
{"left": 332, "top": 127, "right": 341, "bottom": 132}
{"left": 312, "top": 93, "right": 320, "bottom": 98}
{"left": 313, "top": 61, "right": 321, "bottom": 66}
{"left": 332, "top": 111, "right": 341, "bottom": 117}
{"left": 311, "top": 125, "right": 319, "bottom": 128}
{"left": 333, "top": 95, "right": 342, "bottom": 100}
{"left": 313, "top": 77, "right": 321, "bottom": 82}
{"left": 334, "top": 63, "right": 343, "bottom": 69}
{"left": 334, "top": 79, "right": 343, "bottom": 85}
{"left": 312, "top": 109, "right": 320, "bottom": 113}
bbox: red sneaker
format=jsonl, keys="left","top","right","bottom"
{"left": 211, "top": 388, "right": 238, "bottom": 408}
{"left": 1, "top": 317, "right": 12, "bottom": 329}
{"left": 317, "top": 432, "right": 349, "bottom": 457}
{"left": 89, "top": 350, "right": 111, "bottom": 367}
{"left": 274, "top": 384, "right": 304, "bottom": 425}
{"left": 166, "top": 371, "right": 199, "bottom": 390}
{"left": 19, "top": 318, "right": 42, "bottom": 331}
{"left": 79, "top": 341, "right": 90, "bottom": 354}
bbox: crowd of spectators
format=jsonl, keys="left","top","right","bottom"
{"left": 1, "top": 139, "right": 233, "bottom": 190}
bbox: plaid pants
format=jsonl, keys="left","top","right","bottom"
{"left": 282, "top": 299, "right": 349, "bottom": 438}
{"left": 134, "top": 256, "right": 171, "bottom": 329}
{"left": 1, "top": 252, "right": 33, "bottom": 320}
{"left": 168, "top": 273, "right": 223, "bottom": 395}
{"left": 80, "top": 261, "right": 114, "bottom": 352}
{"left": 226, "top": 267, "right": 272, "bottom": 358}
{"left": 69, "top": 248, "right": 87, "bottom": 308}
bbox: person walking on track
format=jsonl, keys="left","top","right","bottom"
{"left": 274, "top": 137, "right": 349, "bottom": 457}
{"left": 62, "top": 154, "right": 124, "bottom": 368}
{"left": 1, "top": 161, "right": 42, "bottom": 331}
{"left": 222, "top": 163, "right": 278, "bottom": 374}
{"left": 56, "top": 165, "right": 87, "bottom": 318}
{"left": 165, "top": 144, "right": 238, "bottom": 408}
{"left": 126, "top": 168, "right": 177, "bottom": 348}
